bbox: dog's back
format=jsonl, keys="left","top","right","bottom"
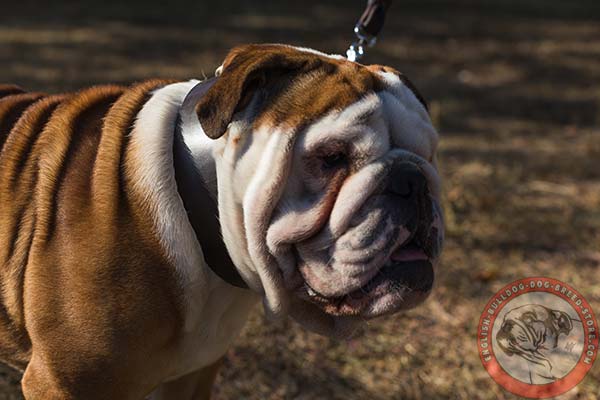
{"left": 0, "top": 81, "right": 178, "bottom": 375}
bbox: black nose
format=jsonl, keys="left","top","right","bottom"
{"left": 389, "top": 162, "right": 428, "bottom": 201}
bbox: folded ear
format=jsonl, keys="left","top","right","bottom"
{"left": 366, "top": 64, "right": 428, "bottom": 111}
{"left": 195, "top": 44, "right": 321, "bottom": 139}
{"left": 552, "top": 310, "right": 573, "bottom": 334}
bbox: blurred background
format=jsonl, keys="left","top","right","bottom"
{"left": 1, "top": 0, "right": 600, "bottom": 398}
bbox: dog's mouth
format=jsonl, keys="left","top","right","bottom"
{"left": 296, "top": 239, "right": 435, "bottom": 318}
{"left": 292, "top": 194, "right": 443, "bottom": 319}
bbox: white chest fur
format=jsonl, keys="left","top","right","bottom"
{"left": 128, "top": 81, "right": 259, "bottom": 379}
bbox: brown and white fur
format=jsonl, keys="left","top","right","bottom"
{"left": 0, "top": 44, "right": 443, "bottom": 399}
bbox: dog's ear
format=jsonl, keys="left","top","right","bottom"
{"left": 496, "top": 322, "right": 516, "bottom": 356}
{"left": 196, "top": 44, "right": 320, "bottom": 139}
{"left": 397, "top": 74, "right": 428, "bottom": 111}
{"left": 366, "top": 65, "right": 428, "bottom": 111}
{"left": 552, "top": 310, "right": 573, "bottom": 334}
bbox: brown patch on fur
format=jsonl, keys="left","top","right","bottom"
{"left": 196, "top": 44, "right": 386, "bottom": 138}
{"left": 0, "top": 80, "right": 185, "bottom": 398}
{"left": 0, "top": 94, "right": 65, "bottom": 370}
{"left": 0, "top": 93, "right": 46, "bottom": 148}
{"left": 195, "top": 45, "right": 428, "bottom": 141}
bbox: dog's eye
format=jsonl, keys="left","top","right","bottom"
{"left": 321, "top": 152, "right": 348, "bottom": 170}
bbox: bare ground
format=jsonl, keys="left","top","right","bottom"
{"left": 1, "top": 0, "right": 599, "bottom": 398}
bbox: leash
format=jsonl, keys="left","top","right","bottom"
{"left": 346, "top": 0, "right": 392, "bottom": 62}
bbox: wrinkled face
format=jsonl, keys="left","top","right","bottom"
{"left": 497, "top": 305, "right": 573, "bottom": 358}
{"left": 196, "top": 44, "right": 444, "bottom": 335}
{"left": 273, "top": 101, "right": 442, "bottom": 318}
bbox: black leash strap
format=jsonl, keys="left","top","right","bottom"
{"left": 347, "top": 0, "right": 392, "bottom": 61}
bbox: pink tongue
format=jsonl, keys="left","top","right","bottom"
{"left": 391, "top": 247, "right": 428, "bottom": 262}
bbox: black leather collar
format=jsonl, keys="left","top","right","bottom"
{"left": 172, "top": 80, "right": 248, "bottom": 289}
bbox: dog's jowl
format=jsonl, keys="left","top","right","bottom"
{"left": 0, "top": 44, "right": 443, "bottom": 399}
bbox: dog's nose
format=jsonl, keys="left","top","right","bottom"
{"left": 389, "top": 162, "right": 428, "bottom": 201}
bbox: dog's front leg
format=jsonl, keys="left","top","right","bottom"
{"left": 148, "top": 358, "right": 223, "bottom": 400}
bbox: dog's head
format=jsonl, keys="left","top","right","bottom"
{"left": 497, "top": 304, "right": 573, "bottom": 360}
{"left": 194, "top": 44, "right": 443, "bottom": 336}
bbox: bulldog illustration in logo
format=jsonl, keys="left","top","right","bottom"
{"left": 478, "top": 277, "right": 598, "bottom": 398}
{"left": 496, "top": 304, "right": 580, "bottom": 384}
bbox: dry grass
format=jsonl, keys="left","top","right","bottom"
{"left": 1, "top": 0, "right": 599, "bottom": 399}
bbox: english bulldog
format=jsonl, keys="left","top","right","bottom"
{"left": 0, "top": 44, "right": 443, "bottom": 399}
{"left": 496, "top": 304, "right": 575, "bottom": 383}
